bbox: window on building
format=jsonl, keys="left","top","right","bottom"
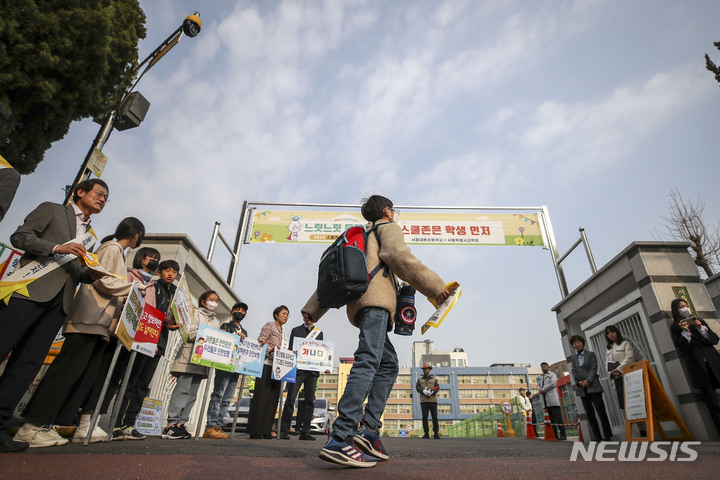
{"left": 434, "top": 375, "right": 450, "bottom": 384}
{"left": 491, "top": 389, "right": 512, "bottom": 399}
{"left": 491, "top": 375, "right": 510, "bottom": 384}
{"left": 388, "top": 389, "right": 413, "bottom": 399}
{"left": 459, "top": 404, "right": 486, "bottom": 414}
{"left": 395, "top": 375, "right": 412, "bottom": 384}
{"left": 458, "top": 389, "right": 489, "bottom": 399}
{"left": 510, "top": 375, "right": 527, "bottom": 385}
{"left": 437, "top": 404, "right": 453, "bottom": 414}
{"left": 318, "top": 374, "right": 337, "bottom": 384}
{"left": 451, "top": 359, "right": 457, "bottom": 367}
{"left": 457, "top": 375, "right": 487, "bottom": 384}
{"left": 436, "top": 389, "right": 452, "bottom": 399}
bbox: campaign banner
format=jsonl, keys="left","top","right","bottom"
{"left": 0, "top": 243, "right": 22, "bottom": 280}
{"left": 272, "top": 348, "right": 297, "bottom": 383}
{"left": 170, "top": 274, "right": 195, "bottom": 343}
{"left": 293, "top": 338, "right": 334, "bottom": 373}
{"left": 190, "top": 324, "right": 238, "bottom": 372}
{"left": 249, "top": 210, "right": 544, "bottom": 246}
{"left": 131, "top": 304, "right": 164, "bottom": 358}
{"left": 236, "top": 338, "right": 267, "bottom": 377}
{"left": 134, "top": 398, "right": 163, "bottom": 436}
{"left": 115, "top": 282, "right": 144, "bottom": 351}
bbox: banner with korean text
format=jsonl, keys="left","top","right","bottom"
{"left": 272, "top": 348, "right": 296, "bottom": 383}
{"left": 131, "top": 304, "right": 164, "bottom": 357}
{"left": 116, "top": 282, "right": 144, "bottom": 351}
{"left": 235, "top": 338, "right": 266, "bottom": 377}
{"left": 190, "top": 324, "right": 238, "bottom": 372}
{"left": 248, "top": 210, "right": 544, "bottom": 247}
{"left": 293, "top": 338, "right": 333, "bottom": 373}
{"left": 170, "top": 274, "right": 195, "bottom": 343}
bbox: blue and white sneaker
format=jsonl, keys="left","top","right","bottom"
{"left": 353, "top": 425, "right": 389, "bottom": 460}
{"left": 319, "top": 435, "right": 377, "bottom": 468}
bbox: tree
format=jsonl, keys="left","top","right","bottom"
{"left": 658, "top": 188, "right": 720, "bottom": 278}
{"left": 706, "top": 41, "right": 720, "bottom": 86}
{"left": 0, "top": 0, "right": 146, "bottom": 174}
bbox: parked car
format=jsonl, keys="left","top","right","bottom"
{"left": 291, "top": 397, "right": 334, "bottom": 434}
{"left": 223, "top": 397, "right": 251, "bottom": 431}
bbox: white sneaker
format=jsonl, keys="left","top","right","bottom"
{"left": 72, "top": 424, "right": 107, "bottom": 443}
{"left": 14, "top": 424, "right": 69, "bottom": 448}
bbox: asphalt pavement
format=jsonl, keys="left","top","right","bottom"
{"left": 2, "top": 435, "right": 720, "bottom": 480}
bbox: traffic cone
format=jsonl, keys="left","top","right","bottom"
{"left": 577, "top": 420, "right": 584, "bottom": 443}
{"left": 496, "top": 420, "right": 504, "bottom": 438}
{"left": 525, "top": 411, "right": 537, "bottom": 440}
{"left": 543, "top": 410, "right": 558, "bottom": 442}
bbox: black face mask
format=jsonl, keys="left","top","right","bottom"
{"left": 232, "top": 312, "right": 246, "bottom": 322}
{"left": 146, "top": 259, "right": 159, "bottom": 271}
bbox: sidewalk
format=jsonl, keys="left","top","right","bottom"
{"left": 3, "top": 436, "right": 720, "bottom": 479}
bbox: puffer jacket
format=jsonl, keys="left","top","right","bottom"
{"left": 63, "top": 241, "right": 135, "bottom": 341}
{"left": 303, "top": 221, "right": 445, "bottom": 327}
{"left": 170, "top": 306, "right": 220, "bottom": 377}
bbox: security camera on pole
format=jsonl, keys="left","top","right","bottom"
{"left": 64, "top": 12, "right": 203, "bottom": 204}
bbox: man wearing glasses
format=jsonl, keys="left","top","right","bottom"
{"left": 0, "top": 179, "right": 108, "bottom": 452}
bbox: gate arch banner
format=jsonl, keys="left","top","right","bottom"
{"left": 248, "top": 210, "right": 544, "bottom": 247}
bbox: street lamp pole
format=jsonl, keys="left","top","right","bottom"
{"left": 64, "top": 12, "right": 202, "bottom": 204}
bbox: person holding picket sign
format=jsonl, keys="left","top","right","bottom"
{"left": 162, "top": 290, "right": 220, "bottom": 440}
{"left": 16, "top": 217, "right": 145, "bottom": 447}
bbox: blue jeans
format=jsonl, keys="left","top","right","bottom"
{"left": 206, "top": 370, "right": 240, "bottom": 428}
{"left": 332, "top": 307, "right": 398, "bottom": 442}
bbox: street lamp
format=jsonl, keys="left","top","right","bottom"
{"left": 63, "top": 11, "right": 202, "bottom": 204}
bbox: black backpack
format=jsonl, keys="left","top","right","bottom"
{"left": 317, "top": 223, "right": 387, "bottom": 308}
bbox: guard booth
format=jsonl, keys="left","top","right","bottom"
{"left": 552, "top": 241, "right": 720, "bottom": 441}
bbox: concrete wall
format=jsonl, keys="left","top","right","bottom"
{"left": 552, "top": 242, "right": 720, "bottom": 441}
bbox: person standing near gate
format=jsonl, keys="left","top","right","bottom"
{"left": 537, "top": 362, "right": 566, "bottom": 440}
{"left": 279, "top": 313, "right": 324, "bottom": 441}
{"left": 569, "top": 335, "right": 613, "bottom": 441}
{"left": 0, "top": 179, "right": 108, "bottom": 453}
{"left": 416, "top": 363, "right": 440, "bottom": 439}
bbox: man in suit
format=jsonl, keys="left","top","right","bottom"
{"left": 0, "top": 179, "right": 108, "bottom": 452}
{"left": 537, "top": 362, "right": 566, "bottom": 440}
{"left": 279, "top": 314, "right": 324, "bottom": 441}
{"left": 569, "top": 334, "right": 613, "bottom": 441}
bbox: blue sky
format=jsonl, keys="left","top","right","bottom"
{"left": 2, "top": 0, "right": 720, "bottom": 368}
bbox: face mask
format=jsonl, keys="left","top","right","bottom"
{"left": 678, "top": 307, "right": 691, "bottom": 318}
{"left": 232, "top": 312, "right": 246, "bottom": 321}
{"left": 205, "top": 301, "right": 218, "bottom": 312}
{"left": 146, "top": 259, "right": 159, "bottom": 271}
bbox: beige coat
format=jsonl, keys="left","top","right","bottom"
{"left": 303, "top": 221, "right": 445, "bottom": 327}
{"left": 63, "top": 241, "right": 134, "bottom": 341}
{"left": 170, "top": 306, "right": 220, "bottom": 377}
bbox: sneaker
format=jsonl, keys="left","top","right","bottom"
{"left": 178, "top": 424, "right": 192, "bottom": 439}
{"left": 202, "top": 426, "right": 227, "bottom": 439}
{"left": 319, "top": 436, "right": 377, "bottom": 468}
{"left": 121, "top": 425, "right": 146, "bottom": 440}
{"left": 161, "top": 425, "right": 184, "bottom": 440}
{"left": 112, "top": 428, "right": 125, "bottom": 441}
{"left": 0, "top": 431, "right": 29, "bottom": 453}
{"left": 353, "top": 426, "right": 389, "bottom": 460}
{"left": 14, "top": 424, "right": 68, "bottom": 448}
{"left": 72, "top": 424, "right": 107, "bottom": 443}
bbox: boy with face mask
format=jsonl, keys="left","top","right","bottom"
{"left": 203, "top": 302, "right": 249, "bottom": 439}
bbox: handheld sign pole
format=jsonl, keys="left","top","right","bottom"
{"left": 107, "top": 350, "right": 137, "bottom": 440}
{"left": 85, "top": 342, "right": 123, "bottom": 446}
{"left": 228, "top": 374, "right": 246, "bottom": 440}
{"left": 194, "top": 368, "right": 215, "bottom": 440}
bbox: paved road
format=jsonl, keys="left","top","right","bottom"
{"left": 3, "top": 436, "right": 720, "bottom": 479}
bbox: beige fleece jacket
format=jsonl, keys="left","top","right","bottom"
{"left": 303, "top": 221, "right": 445, "bottom": 327}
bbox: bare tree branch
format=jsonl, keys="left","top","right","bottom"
{"left": 657, "top": 188, "right": 720, "bottom": 278}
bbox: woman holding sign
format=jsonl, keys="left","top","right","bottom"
{"left": 16, "top": 218, "right": 145, "bottom": 447}
{"left": 247, "top": 305, "right": 289, "bottom": 439}
{"left": 162, "top": 290, "right": 220, "bottom": 440}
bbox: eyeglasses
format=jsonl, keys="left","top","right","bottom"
{"left": 387, "top": 207, "right": 400, "bottom": 219}
{"left": 89, "top": 189, "right": 109, "bottom": 201}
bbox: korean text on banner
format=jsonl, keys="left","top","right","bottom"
{"left": 170, "top": 274, "right": 195, "bottom": 343}
{"left": 236, "top": 338, "right": 267, "bottom": 377}
{"left": 115, "top": 282, "right": 144, "bottom": 351}
{"left": 624, "top": 368, "right": 647, "bottom": 421}
{"left": 272, "top": 348, "right": 297, "bottom": 383}
{"left": 293, "top": 338, "right": 334, "bottom": 373}
{"left": 131, "top": 304, "right": 164, "bottom": 358}
{"left": 421, "top": 281, "right": 461, "bottom": 335}
{"left": 190, "top": 324, "right": 239, "bottom": 372}
{"left": 249, "top": 210, "right": 544, "bottom": 247}
{"left": 134, "top": 398, "right": 163, "bottom": 436}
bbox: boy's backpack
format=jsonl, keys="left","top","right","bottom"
{"left": 317, "top": 224, "right": 387, "bottom": 308}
